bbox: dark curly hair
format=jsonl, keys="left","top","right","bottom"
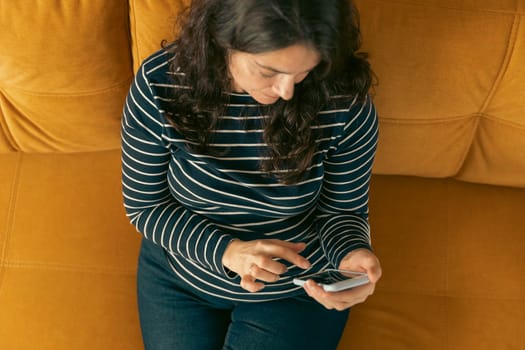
{"left": 164, "top": 0, "right": 374, "bottom": 184}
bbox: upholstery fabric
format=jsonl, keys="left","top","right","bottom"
{"left": 0, "top": 1, "right": 132, "bottom": 152}
{"left": 0, "top": 0, "right": 523, "bottom": 349}
{"left": 342, "top": 176, "right": 525, "bottom": 349}
{"left": 358, "top": 0, "right": 525, "bottom": 186}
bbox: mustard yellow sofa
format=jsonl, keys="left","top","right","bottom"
{"left": 1, "top": 0, "right": 524, "bottom": 349}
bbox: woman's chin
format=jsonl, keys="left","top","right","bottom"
{"left": 253, "top": 94, "right": 279, "bottom": 105}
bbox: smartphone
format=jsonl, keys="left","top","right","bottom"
{"left": 293, "top": 269, "right": 369, "bottom": 292}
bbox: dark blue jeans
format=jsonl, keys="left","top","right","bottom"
{"left": 137, "top": 239, "right": 350, "bottom": 350}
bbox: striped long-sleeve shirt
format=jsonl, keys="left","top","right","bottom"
{"left": 121, "top": 48, "right": 378, "bottom": 302}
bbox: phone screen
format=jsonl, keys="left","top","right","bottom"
{"left": 307, "top": 270, "right": 361, "bottom": 284}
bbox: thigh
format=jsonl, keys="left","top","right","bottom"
{"left": 224, "top": 295, "right": 350, "bottom": 350}
{"left": 137, "top": 239, "right": 231, "bottom": 350}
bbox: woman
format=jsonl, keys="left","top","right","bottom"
{"left": 121, "top": 0, "right": 382, "bottom": 349}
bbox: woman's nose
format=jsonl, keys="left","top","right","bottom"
{"left": 273, "top": 76, "right": 295, "bottom": 100}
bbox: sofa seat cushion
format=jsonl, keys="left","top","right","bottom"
{"left": 0, "top": 151, "right": 142, "bottom": 349}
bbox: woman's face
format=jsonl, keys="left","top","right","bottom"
{"left": 228, "top": 43, "right": 321, "bottom": 105}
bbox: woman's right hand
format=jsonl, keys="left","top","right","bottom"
{"left": 222, "top": 239, "right": 311, "bottom": 292}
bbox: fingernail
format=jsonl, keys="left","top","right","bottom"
{"left": 295, "top": 243, "right": 306, "bottom": 252}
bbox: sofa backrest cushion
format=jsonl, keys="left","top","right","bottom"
{"left": 359, "top": 0, "right": 525, "bottom": 187}
{"left": 2, "top": 0, "right": 524, "bottom": 188}
{"left": 0, "top": 1, "right": 133, "bottom": 153}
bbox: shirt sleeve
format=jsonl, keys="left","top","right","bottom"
{"left": 120, "top": 62, "right": 234, "bottom": 277}
{"left": 315, "top": 95, "right": 379, "bottom": 269}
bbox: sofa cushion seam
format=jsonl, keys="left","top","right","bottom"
{"left": 0, "top": 153, "right": 23, "bottom": 296}
{"left": 0, "top": 78, "right": 133, "bottom": 98}
{"left": 369, "top": 0, "right": 525, "bottom": 15}
{"left": 3, "top": 261, "right": 136, "bottom": 276}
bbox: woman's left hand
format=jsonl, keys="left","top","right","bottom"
{"left": 303, "top": 248, "right": 382, "bottom": 311}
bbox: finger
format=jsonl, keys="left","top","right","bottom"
{"left": 336, "top": 283, "right": 375, "bottom": 301}
{"left": 267, "top": 239, "right": 307, "bottom": 253}
{"left": 252, "top": 257, "right": 288, "bottom": 276}
{"left": 257, "top": 241, "right": 310, "bottom": 269}
{"left": 340, "top": 250, "right": 382, "bottom": 283}
{"left": 303, "top": 280, "right": 333, "bottom": 309}
{"left": 304, "top": 280, "right": 373, "bottom": 310}
{"left": 240, "top": 274, "right": 265, "bottom": 293}
{"left": 368, "top": 263, "right": 382, "bottom": 284}
{"left": 356, "top": 255, "right": 382, "bottom": 283}
{"left": 249, "top": 264, "right": 281, "bottom": 283}
{"left": 303, "top": 280, "right": 352, "bottom": 310}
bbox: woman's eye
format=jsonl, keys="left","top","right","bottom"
{"left": 260, "top": 71, "right": 276, "bottom": 78}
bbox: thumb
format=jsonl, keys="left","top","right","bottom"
{"left": 341, "top": 249, "right": 382, "bottom": 284}
{"left": 366, "top": 261, "right": 382, "bottom": 284}
{"left": 360, "top": 255, "right": 382, "bottom": 284}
